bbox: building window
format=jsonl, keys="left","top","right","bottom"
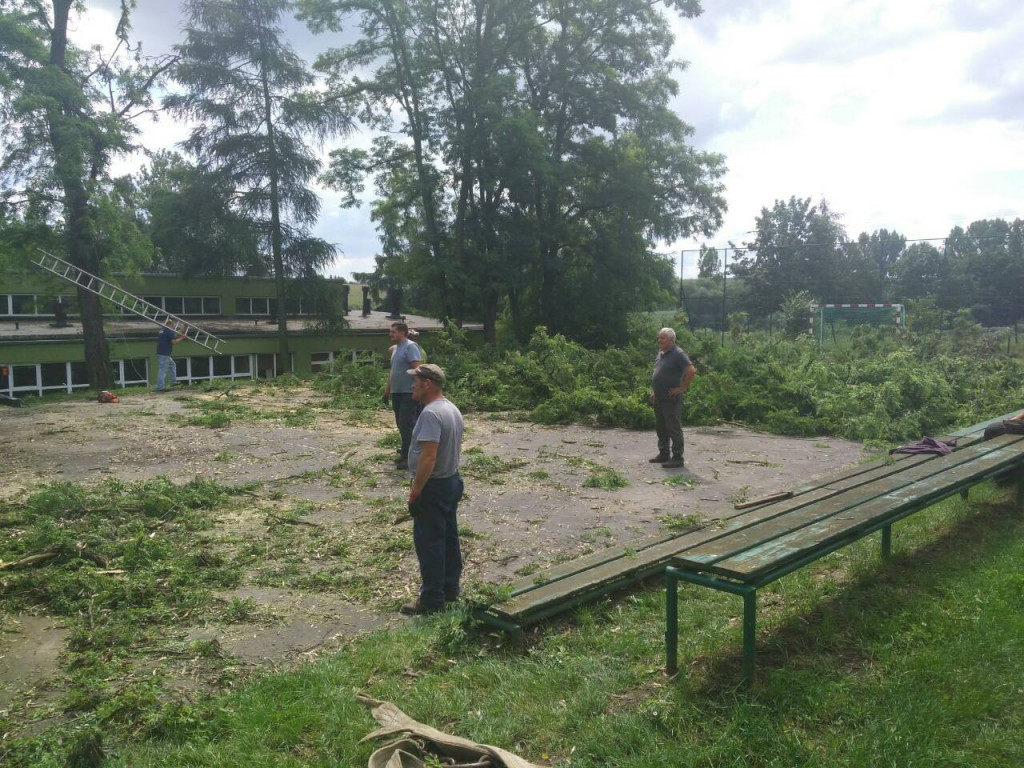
{"left": 212, "top": 355, "right": 232, "bottom": 377}
{"left": 127, "top": 296, "right": 220, "bottom": 317}
{"left": 40, "top": 362, "right": 68, "bottom": 389}
{"left": 311, "top": 351, "right": 332, "bottom": 373}
{"left": 117, "top": 358, "right": 149, "bottom": 386}
{"left": 163, "top": 296, "right": 185, "bottom": 315}
{"left": 168, "top": 354, "right": 255, "bottom": 384}
{"left": 1, "top": 362, "right": 91, "bottom": 396}
{"left": 236, "top": 297, "right": 276, "bottom": 316}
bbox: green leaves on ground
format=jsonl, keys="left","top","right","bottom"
{"left": 317, "top": 320, "right": 1024, "bottom": 445}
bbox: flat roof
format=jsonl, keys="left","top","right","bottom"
{"left": 0, "top": 311, "right": 478, "bottom": 344}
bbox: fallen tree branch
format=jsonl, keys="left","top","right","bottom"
{"left": 0, "top": 551, "right": 59, "bottom": 570}
{"left": 0, "top": 545, "right": 110, "bottom": 570}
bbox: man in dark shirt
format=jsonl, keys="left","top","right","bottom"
{"left": 155, "top": 320, "right": 185, "bottom": 392}
{"left": 648, "top": 327, "right": 696, "bottom": 468}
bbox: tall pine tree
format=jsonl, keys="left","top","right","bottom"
{"left": 167, "top": 0, "right": 350, "bottom": 359}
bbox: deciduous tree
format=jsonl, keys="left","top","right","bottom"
{"left": 0, "top": 0, "right": 172, "bottom": 388}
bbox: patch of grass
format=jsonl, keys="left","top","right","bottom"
{"left": 221, "top": 597, "right": 259, "bottom": 624}
{"left": 658, "top": 512, "right": 703, "bottom": 531}
{"left": 0, "top": 476, "right": 246, "bottom": 744}
{"left": 728, "top": 484, "right": 752, "bottom": 505}
{"left": 214, "top": 450, "right": 235, "bottom": 462}
{"left": 526, "top": 469, "right": 551, "bottom": 481}
{"left": 663, "top": 474, "right": 695, "bottom": 488}
{"left": 34, "top": 483, "right": 1020, "bottom": 768}
{"left": 173, "top": 392, "right": 318, "bottom": 429}
{"left": 580, "top": 526, "right": 614, "bottom": 543}
{"left": 460, "top": 450, "right": 528, "bottom": 482}
{"left": 458, "top": 524, "right": 489, "bottom": 540}
{"left": 374, "top": 432, "right": 402, "bottom": 449}
{"left": 583, "top": 467, "right": 629, "bottom": 490}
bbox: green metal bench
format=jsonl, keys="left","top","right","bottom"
{"left": 475, "top": 412, "right": 1023, "bottom": 645}
{"left": 665, "top": 425, "right": 1024, "bottom": 685}
{"left": 476, "top": 418, "right": 985, "bottom": 641}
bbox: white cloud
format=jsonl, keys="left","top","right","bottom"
{"left": 79, "top": 1, "right": 1024, "bottom": 282}
{"left": 670, "top": 0, "right": 1024, "bottom": 275}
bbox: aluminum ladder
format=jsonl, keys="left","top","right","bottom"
{"left": 33, "top": 249, "right": 226, "bottom": 353}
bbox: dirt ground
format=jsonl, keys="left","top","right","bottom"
{"left": 0, "top": 386, "right": 865, "bottom": 716}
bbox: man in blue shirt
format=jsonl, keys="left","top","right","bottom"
{"left": 384, "top": 321, "right": 422, "bottom": 469}
{"left": 155, "top": 320, "right": 185, "bottom": 392}
{"left": 648, "top": 327, "right": 696, "bottom": 468}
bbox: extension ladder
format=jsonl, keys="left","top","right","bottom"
{"left": 33, "top": 249, "right": 225, "bottom": 353}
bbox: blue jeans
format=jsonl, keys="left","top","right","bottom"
{"left": 157, "top": 355, "right": 177, "bottom": 390}
{"left": 411, "top": 474, "right": 464, "bottom": 609}
{"left": 391, "top": 392, "right": 418, "bottom": 460}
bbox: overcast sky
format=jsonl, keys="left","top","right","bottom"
{"left": 86, "top": 0, "right": 1024, "bottom": 280}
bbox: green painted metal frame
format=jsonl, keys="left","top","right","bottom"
{"left": 666, "top": 461, "right": 1024, "bottom": 687}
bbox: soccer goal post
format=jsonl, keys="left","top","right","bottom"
{"left": 809, "top": 303, "right": 906, "bottom": 345}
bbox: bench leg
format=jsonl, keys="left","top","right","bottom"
{"left": 881, "top": 524, "right": 892, "bottom": 560}
{"left": 742, "top": 589, "right": 757, "bottom": 686}
{"left": 1017, "top": 468, "right": 1024, "bottom": 512}
{"left": 666, "top": 568, "right": 679, "bottom": 676}
{"left": 960, "top": 489, "right": 969, "bottom": 502}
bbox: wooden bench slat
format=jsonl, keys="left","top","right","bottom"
{"left": 701, "top": 436, "right": 1024, "bottom": 581}
{"left": 491, "top": 524, "right": 733, "bottom": 619}
{"left": 505, "top": 532, "right": 679, "bottom": 596}
{"left": 674, "top": 434, "right": 1024, "bottom": 573}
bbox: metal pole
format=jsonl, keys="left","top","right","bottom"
{"left": 721, "top": 248, "right": 727, "bottom": 346}
{"left": 666, "top": 568, "right": 679, "bottom": 675}
{"left": 742, "top": 588, "right": 757, "bottom": 686}
{"left": 678, "top": 251, "right": 684, "bottom": 309}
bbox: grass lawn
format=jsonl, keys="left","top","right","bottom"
{"left": 10, "top": 482, "right": 1021, "bottom": 767}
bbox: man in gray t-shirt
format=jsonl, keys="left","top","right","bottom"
{"left": 401, "top": 363, "right": 465, "bottom": 615}
{"left": 384, "top": 322, "right": 422, "bottom": 469}
{"left": 648, "top": 327, "right": 696, "bottom": 469}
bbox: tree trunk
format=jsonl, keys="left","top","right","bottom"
{"left": 383, "top": 0, "right": 452, "bottom": 320}
{"left": 49, "top": 0, "right": 112, "bottom": 390}
{"left": 508, "top": 288, "right": 524, "bottom": 345}
{"left": 257, "top": 15, "right": 290, "bottom": 365}
{"left": 482, "top": 293, "right": 498, "bottom": 344}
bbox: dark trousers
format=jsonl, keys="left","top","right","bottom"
{"left": 412, "top": 474, "right": 464, "bottom": 609}
{"left": 654, "top": 396, "right": 685, "bottom": 457}
{"left": 391, "top": 392, "right": 418, "bottom": 460}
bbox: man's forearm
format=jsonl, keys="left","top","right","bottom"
{"left": 410, "top": 456, "right": 436, "bottom": 498}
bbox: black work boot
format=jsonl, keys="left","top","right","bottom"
{"left": 662, "top": 456, "right": 685, "bottom": 469}
{"left": 648, "top": 453, "right": 670, "bottom": 463}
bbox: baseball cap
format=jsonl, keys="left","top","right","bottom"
{"left": 408, "top": 363, "right": 445, "bottom": 385}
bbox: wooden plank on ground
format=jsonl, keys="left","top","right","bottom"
{"left": 702, "top": 436, "right": 1024, "bottom": 581}
{"left": 675, "top": 435, "right": 1024, "bottom": 572}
